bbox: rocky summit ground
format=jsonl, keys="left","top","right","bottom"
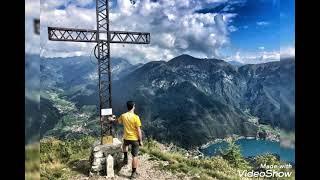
{"left": 39, "top": 137, "right": 294, "bottom": 180}
{"left": 70, "top": 153, "right": 194, "bottom": 180}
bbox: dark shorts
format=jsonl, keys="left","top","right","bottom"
{"left": 124, "top": 139, "right": 139, "bottom": 157}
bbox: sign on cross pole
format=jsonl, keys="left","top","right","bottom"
{"left": 47, "top": 0, "right": 150, "bottom": 145}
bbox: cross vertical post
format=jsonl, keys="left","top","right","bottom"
{"left": 95, "top": 0, "right": 113, "bottom": 144}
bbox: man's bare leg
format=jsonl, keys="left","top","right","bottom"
{"left": 122, "top": 144, "right": 128, "bottom": 164}
{"left": 132, "top": 156, "right": 138, "bottom": 169}
{"left": 130, "top": 156, "right": 139, "bottom": 178}
{"left": 122, "top": 143, "right": 128, "bottom": 152}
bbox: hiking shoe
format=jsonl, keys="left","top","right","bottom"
{"left": 123, "top": 158, "right": 128, "bottom": 165}
{"left": 130, "top": 171, "right": 139, "bottom": 179}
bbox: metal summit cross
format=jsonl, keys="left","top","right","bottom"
{"left": 47, "top": 0, "right": 150, "bottom": 144}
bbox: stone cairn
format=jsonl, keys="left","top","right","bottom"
{"left": 89, "top": 138, "right": 123, "bottom": 177}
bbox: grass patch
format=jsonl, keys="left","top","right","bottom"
{"left": 141, "top": 139, "right": 243, "bottom": 180}
{"left": 26, "top": 143, "right": 40, "bottom": 180}
{"left": 40, "top": 136, "right": 95, "bottom": 179}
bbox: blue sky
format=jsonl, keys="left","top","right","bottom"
{"left": 39, "top": 0, "right": 295, "bottom": 64}
{"left": 280, "top": 0, "right": 295, "bottom": 47}
{"left": 224, "top": 0, "right": 280, "bottom": 52}
{"left": 195, "top": 0, "right": 294, "bottom": 61}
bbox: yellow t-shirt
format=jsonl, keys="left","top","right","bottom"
{"left": 118, "top": 112, "right": 141, "bottom": 140}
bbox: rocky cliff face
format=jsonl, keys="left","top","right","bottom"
{"left": 238, "top": 58, "right": 295, "bottom": 130}
{"left": 112, "top": 55, "right": 258, "bottom": 148}
{"left": 39, "top": 55, "right": 295, "bottom": 148}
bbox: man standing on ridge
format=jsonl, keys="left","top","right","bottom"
{"left": 108, "top": 101, "right": 143, "bottom": 179}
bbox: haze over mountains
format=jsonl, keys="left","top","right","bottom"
{"left": 25, "top": 54, "right": 40, "bottom": 144}
{"left": 27, "top": 54, "right": 295, "bottom": 148}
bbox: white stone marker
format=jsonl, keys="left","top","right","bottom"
{"left": 106, "top": 154, "right": 114, "bottom": 178}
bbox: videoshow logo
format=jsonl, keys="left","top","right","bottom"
{"left": 238, "top": 163, "right": 293, "bottom": 178}
{"left": 238, "top": 170, "right": 292, "bottom": 178}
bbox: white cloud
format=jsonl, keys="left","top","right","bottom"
{"left": 226, "top": 50, "right": 280, "bottom": 64}
{"left": 258, "top": 46, "right": 265, "bottom": 50}
{"left": 256, "top": 21, "right": 270, "bottom": 26}
{"left": 228, "top": 25, "right": 238, "bottom": 32}
{"left": 159, "top": 33, "right": 176, "bottom": 48}
{"left": 281, "top": 46, "right": 295, "bottom": 58}
{"left": 234, "top": 51, "right": 242, "bottom": 62}
{"left": 40, "top": 0, "right": 238, "bottom": 63}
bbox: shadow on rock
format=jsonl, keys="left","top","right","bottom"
{"left": 68, "top": 159, "right": 91, "bottom": 175}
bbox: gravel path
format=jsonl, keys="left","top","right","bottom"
{"left": 70, "top": 154, "right": 194, "bottom": 180}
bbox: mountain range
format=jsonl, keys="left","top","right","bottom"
{"left": 35, "top": 54, "right": 295, "bottom": 148}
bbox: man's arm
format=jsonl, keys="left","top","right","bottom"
{"left": 137, "top": 126, "right": 143, "bottom": 146}
{"left": 136, "top": 116, "right": 143, "bottom": 146}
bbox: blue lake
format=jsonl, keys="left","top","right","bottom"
{"left": 200, "top": 139, "right": 295, "bottom": 164}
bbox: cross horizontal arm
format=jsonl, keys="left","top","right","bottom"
{"left": 48, "top": 27, "right": 150, "bottom": 44}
